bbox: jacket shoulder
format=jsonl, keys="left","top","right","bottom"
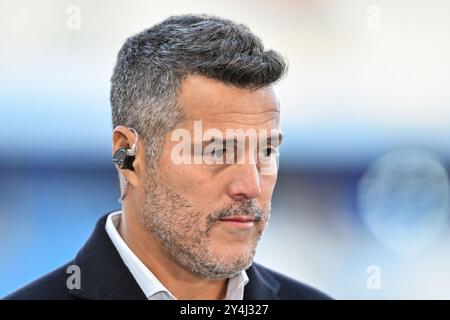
{"left": 252, "top": 263, "right": 332, "bottom": 300}
{"left": 3, "top": 262, "right": 75, "bottom": 300}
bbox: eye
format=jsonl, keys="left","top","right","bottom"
{"left": 261, "top": 147, "right": 276, "bottom": 158}
{"left": 203, "top": 142, "right": 228, "bottom": 164}
{"left": 211, "top": 147, "right": 226, "bottom": 158}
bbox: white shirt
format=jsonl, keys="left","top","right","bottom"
{"left": 105, "top": 211, "right": 249, "bottom": 300}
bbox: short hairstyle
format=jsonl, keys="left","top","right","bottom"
{"left": 110, "top": 14, "right": 287, "bottom": 168}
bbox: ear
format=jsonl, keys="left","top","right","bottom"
{"left": 112, "top": 126, "right": 143, "bottom": 188}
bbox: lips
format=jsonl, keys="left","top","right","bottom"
{"left": 219, "top": 216, "right": 256, "bottom": 222}
{"left": 217, "top": 216, "right": 257, "bottom": 230}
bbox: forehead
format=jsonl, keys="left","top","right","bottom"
{"left": 176, "top": 75, "right": 280, "bottom": 128}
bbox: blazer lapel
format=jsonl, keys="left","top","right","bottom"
{"left": 243, "top": 263, "right": 281, "bottom": 300}
{"left": 68, "top": 213, "right": 146, "bottom": 300}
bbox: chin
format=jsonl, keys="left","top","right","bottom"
{"left": 209, "top": 241, "right": 257, "bottom": 262}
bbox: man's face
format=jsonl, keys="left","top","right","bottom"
{"left": 139, "top": 75, "right": 281, "bottom": 279}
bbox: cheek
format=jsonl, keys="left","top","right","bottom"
{"left": 157, "top": 156, "right": 217, "bottom": 211}
{"left": 159, "top": 143, "right": 195, "bottom": 190}
{"left": 161, "top": 150, "right": 219, "bottom": 196}
{"left": 260, "top": 174, "right": 277, "bottom": 199}
{"left": 169, "top": 165, "right": 215, "bottom": 198}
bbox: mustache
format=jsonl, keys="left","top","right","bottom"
{"left": 207, "top": 200, "right": 265, "bottom": 225}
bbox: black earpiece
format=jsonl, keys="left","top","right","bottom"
{"left": 112, "top": 128, "right": 138, "bottom": 171}
{"left": 113, "top": 148, "right": 135, "bottom": 170}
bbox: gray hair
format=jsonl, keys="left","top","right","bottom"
{"left": 110, "top": 14, "right": 287, "bottom": 171}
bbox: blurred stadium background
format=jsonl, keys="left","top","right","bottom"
{"left": 1, "top": 0, "right": 450, "bottom": 299}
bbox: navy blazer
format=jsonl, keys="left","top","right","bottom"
{"left": 4, "top": 214, "right": 331, "bottom": 300}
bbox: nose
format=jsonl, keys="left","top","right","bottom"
{"left": 227, "top": 164, "right": 262, "bottom": 201}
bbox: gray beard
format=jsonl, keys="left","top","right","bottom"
{"left": 138, "top": 174, "right": 269, "bottom": 279}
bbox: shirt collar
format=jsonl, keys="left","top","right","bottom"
{"left": 105, "top": 210, "right": 249, "bottom": 300}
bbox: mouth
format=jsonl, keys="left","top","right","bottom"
{"left": 218, "top": 216, "right": 256, "bottom": 229}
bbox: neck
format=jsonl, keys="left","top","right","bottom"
{"left": 118, "top": 203, "right": 228, "bottom": 300}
